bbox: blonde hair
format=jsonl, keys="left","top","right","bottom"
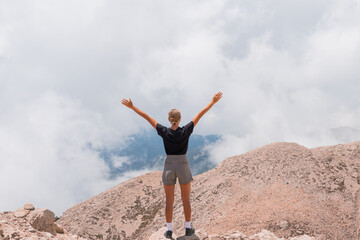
{"left": 168, "top": 109, "right": 181, "bottom": 127}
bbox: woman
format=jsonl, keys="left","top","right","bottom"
{"left": 121, "top": 91, "right": 223, "bottom": 238}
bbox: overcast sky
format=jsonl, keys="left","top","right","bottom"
{"left": 1, "top": 0, "right": 360, "bottom": 216}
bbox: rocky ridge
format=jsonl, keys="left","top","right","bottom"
{"left": 57, "top": 141, "right": 360, "bottom": 240}
{"left": 0, "top": 205, "right": 316, "bottom": 240}
{"left": 0, "top": 204, "right": 85, "bottom": 240}
{"left": 2, "top": 141, "right": 359, "bottom": 239}
{"left": 149, "top": 227, "right": 316, "bottom": 240}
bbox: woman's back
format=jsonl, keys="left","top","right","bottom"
{"left": 156, "top": 121, "right": 194, "bottom": 155}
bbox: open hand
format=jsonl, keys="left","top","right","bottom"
{"left": 212, "top": 91, "right": 223, "bottom": 104}
{"left": 121, "top": 98, "right": 134, "bottom": 109}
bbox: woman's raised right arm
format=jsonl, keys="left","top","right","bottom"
{"left": 121, "top": 98, "right": 158, "bottom": 129}
{"left": 192, "top": 91, "right": 223, "bottom": 127}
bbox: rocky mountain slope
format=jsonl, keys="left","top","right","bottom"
{"left": 57, "top": 141, "right": 360, "bottom": 240}
{"left": 0, "top": 204, "right": 86, "bottom": 240}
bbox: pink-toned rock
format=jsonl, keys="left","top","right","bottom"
{"left": 24, "top": 203, "right": 35, "bottom": 211}
{"left": 27, "top": 227, "right": 36, "bottom": 233}
{"left": 27, "top": 208, "right": 56, "bottom": 235}
{"left": 248, "top": 229, "right": 285, "bottom": 240}
{"left": 54, "top": 223, "right": 64, "bottom": 234}
{"left": 356, "top": 189, "right": 360, "bottom": 239}
{"left": 290, "top": 235, "right": 317, "bottom": 240}
{"left": 13, "top": 208, "right": 30, "bottom": 218}
{"left": 148, "top": 227, "right": 178, "bottom": 240}
{"left": 194, "top": 228, "right": 208, "bottom": 239}
{"left": 147, "top": 228, "right": 317, "bottom": 240}
{"left": 208, "top": 230, "right": 246, "bottom": 240}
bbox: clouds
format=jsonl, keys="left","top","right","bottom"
{"left": 0, "top": 91, "right": 126, "bottom": 215}
{"left": 1, "top": 0, "right": 360, "bottom": 214}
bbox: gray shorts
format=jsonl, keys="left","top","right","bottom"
{"left": 162, "top": 155, "right": 193, "bottom": 185}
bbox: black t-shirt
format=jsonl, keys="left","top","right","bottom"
{"left": 156, "top": 121, "right": 194, "bottom": 155}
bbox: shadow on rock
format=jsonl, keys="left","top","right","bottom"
{"left": 176, "top": 234, "right": 200, "bottom": 240}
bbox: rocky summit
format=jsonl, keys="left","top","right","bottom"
{"left": 55, "top": 141, "right": 360, "bottom": 240}
{"left": 1, "top": 141, "right": 359, "bottom": 240}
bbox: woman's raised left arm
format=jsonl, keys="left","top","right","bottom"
{"left": 192, "top": 91, "right": 223, "bottom": 127}
{"left": 121, "top": 98, "right": 158, "bottom": 129}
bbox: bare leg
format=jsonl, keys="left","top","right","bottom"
{"left": 163, "top": 184, "right": 175, "bottom": 223}
{"left": 180, "top": 182, "right": 191, "bottom": 222}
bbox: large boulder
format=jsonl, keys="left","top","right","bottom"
{"left": 27, "top": 208, "right": 57, "bottom": 235}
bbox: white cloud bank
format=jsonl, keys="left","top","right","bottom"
{"left": 0, "top": 91, "right": 148, "bottom": 215}
{"left": 1, "top": 0, "right": 360, "bottom": 214}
